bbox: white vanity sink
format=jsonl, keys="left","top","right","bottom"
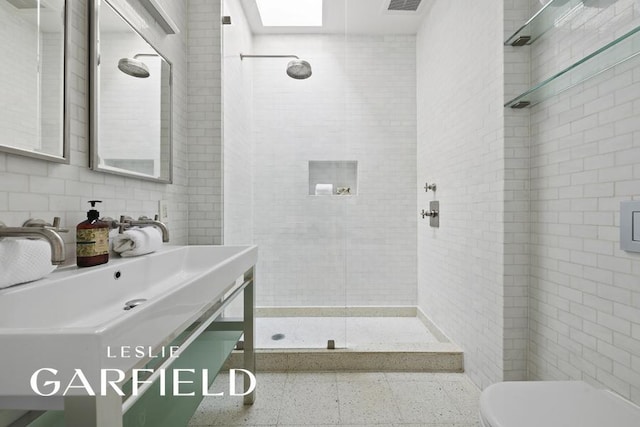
{"left": 0, "top": 245, "right": 257, "bottom": 408}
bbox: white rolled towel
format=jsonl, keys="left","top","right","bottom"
{"left": 315, "top": 183, "right": 333, "bottom": 195}
{"left": 108, "top": 228, "right": 120, "bottom": 251}
{"left": 113, "top": 227, "right": 163, "bottom": 258}
{"left": 0, "top": 239, "right": 57, "bottom": 289}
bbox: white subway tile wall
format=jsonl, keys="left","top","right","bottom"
{"left": 0, "top": 0, "right": 190, "bottom": 261}
{"left": 249, "top": 34, "right": 418, "bottom": 307}
{"left": 527, "top": 0, "right": 640, "bottom": 405}
{"left": 222, "top": 0, "right": 253, "bottom": 247}
{"left": 187, "top": 0, "right": 223, "bottom": 245}
{"left": 503, "top": 0, "right": 533, "bottom": 383}
{"left": 416, "top": 0, "right": 507, "bottom": 389}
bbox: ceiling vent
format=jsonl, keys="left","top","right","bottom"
{"left": 387, "top": 0, "right": 422, "bottom": 12}
{"left": 6, "top": 0, "right": 40, "bottom": 9}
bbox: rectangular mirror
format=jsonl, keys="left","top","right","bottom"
{"left": 0, "top": 0, "right": 69, "bottom": 163}
{"left": 90, "top": 0, "right": 172, "bottom": 182}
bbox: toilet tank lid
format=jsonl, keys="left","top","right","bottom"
{"left": 479, "top": 381, "right": 640, "bottom": 427}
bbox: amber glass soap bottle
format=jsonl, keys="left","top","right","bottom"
{"left": 76, "top": 200, "right": 109, "bottom": 267}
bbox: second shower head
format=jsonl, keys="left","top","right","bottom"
{"left": 118, "top": 53, "right": 160, "bottom": 78}
{"left": 240, "top": 54, "right": 312, "bottom": 80}
{"left": 118, "top": 58, "right": 149, "bottom": 78}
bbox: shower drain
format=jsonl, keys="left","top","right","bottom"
{"left": 271, "top": 333, "right": 285, "bottom": 341}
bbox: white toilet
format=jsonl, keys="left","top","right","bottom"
{"left": 479, "top": 381, "right": 640, "bottom": 427}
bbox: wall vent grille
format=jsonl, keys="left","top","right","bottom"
{"left": 387, "top": 0, "right": 422, "bottom": 11}
{"left": 6, "top": 0, "right": 40, "bottom": 9}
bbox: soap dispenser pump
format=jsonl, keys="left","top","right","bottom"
{"left": 76, "top": 200, "right": 109, "bottom": 267}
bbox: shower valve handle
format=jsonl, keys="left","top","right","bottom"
{"left": 421, "top": 209, "right": 439, "bottom": 219}
{"left": 424, "top": 182, "right": 437, "bottom": 192}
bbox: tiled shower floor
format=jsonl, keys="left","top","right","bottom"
{"left": 256, "top": 317, "right": 441, "bottom": 350}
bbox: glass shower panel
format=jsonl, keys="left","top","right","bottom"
{"left": 343, "top": 7, "right": 419, "bottom": 350}
{"left": 221, "top": 0, "right": 348, "bottom": 349}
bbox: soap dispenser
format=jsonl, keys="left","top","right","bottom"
{"left": 76, "top": 200, "right": 109, "bottom": 267}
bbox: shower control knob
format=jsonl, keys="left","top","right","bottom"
{"left": 421, "top": 209, "right": 439, "bottom": 219}
{"left": 424, "top": 182, "right": 437, "bottom": 192}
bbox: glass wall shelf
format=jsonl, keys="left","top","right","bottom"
{"left": 505, "top": 0, "right": 595, "bottom": 46}
{"left": 505, "top": 24, "right": 640, "bottom": 108}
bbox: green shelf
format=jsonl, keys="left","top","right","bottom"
{"left": 505, "top": 23, "right": 640, "bottom": 108}
{"left": 504, "top": 0, "right": 612, "bottom": 46}
{"left": 121, "top": 329, "right": 242, "bottom": 427}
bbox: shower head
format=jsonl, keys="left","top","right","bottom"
{"left": 118, "top": 58, "right": 150, "bottom": 78}
{"left": 117, "top": 54, "right": 159, "bottom": 78}
{"left": 240, "top": 54, "right": 312, "bottom": 80}
{"left": 286, "top": 59, "right": 312, "bottom": 80}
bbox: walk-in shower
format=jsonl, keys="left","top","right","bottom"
{"left": 240, "top": 54, "right": 312, "bottom": 79}
{"left": 222, "top": 0, "right": 453, "bottom": 359}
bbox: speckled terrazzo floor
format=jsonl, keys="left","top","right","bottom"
{"left": 256, "top": 317, "right": 441, "bottom": 350}
{"left": 189, "top": 372, "right": 481, "bottom": 426}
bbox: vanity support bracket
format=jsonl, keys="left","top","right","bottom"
{"left": 243, "top": 267, "right": 256, "bottom": 405}
{"left": 63, "top": 393, "right": 123, "bottom": 427}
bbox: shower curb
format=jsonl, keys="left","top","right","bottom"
{"left": 223, "top": 347, "right": 464, "bottom": 372}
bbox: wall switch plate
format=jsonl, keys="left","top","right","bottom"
{"left": 620, "top": 201, "right": 640, "bottom": 252}
{"left": 158, "top": 200, "right": 169, "bottom": 222}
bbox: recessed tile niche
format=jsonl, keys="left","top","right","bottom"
{"left": 308, "top": 161, "right": 358, "bottom": 196}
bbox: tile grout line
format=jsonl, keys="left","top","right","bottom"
{"left": 335, "top": 373, "right": 343, "bottom": 427}
{"left": 384, "top": 373, "right": 408, "bottom": 425}
{"left": 273, "top": 372, "right": 291, "bottom": 426}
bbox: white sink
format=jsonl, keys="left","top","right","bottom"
{"left": 0, "top": 245, "right": 257, "bottom": 409}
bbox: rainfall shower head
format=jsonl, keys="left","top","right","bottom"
{"left": 117, "top": 53, "right": 159, "bottom": 78}
{"left": 286, "top": 59, "right": 312, "bottom": 80}
{"left": 240, "top": 54, "right": 312, "bottom": 80}
{"left": 118, "top": 58, "right": 149, "bottom": 78}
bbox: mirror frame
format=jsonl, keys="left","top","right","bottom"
{"left": 89, "top": 0, "right": 173, "bottom": 183}
{"left": 0, "top": 0, "right": 71, "bottom": 164}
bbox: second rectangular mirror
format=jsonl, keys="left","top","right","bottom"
{"left": 90, "top": 0, "right": 172, "bottom": 182}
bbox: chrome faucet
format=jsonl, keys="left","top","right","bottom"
{"left": 0, "top": 217, "right": 68, "bottom": 265}
{"left": 119, "top": 215, "right": 170, "bottom": 242}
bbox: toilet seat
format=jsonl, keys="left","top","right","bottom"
{"left": 479, "top": 381, "right": 640, "bottom": 427}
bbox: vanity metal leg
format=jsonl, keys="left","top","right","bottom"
{"left": 243, "top": 267, "right": 255, "bottom": 405}
{"left": 63, "top": 393, "right": 122, "bottom": 427}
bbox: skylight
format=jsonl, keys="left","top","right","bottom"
{"left": 255, "top": 0, "right": 323, "bottom": 27}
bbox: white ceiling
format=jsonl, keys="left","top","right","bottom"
{"left": 238, "top": 0, "right": 430, "bottom": 35}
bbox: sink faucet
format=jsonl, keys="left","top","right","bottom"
{"left": 119, "top": 215, "right": 170, "bottom": 242}
{"left": 0, "top": 217, "right": 68, "bottom": 265}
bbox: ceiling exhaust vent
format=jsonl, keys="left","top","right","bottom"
{"left": 387, "top": 0, "right": 422, "bottom": 11}
{"left": 6, "top": 0, "right": 41, "bottom": 9}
